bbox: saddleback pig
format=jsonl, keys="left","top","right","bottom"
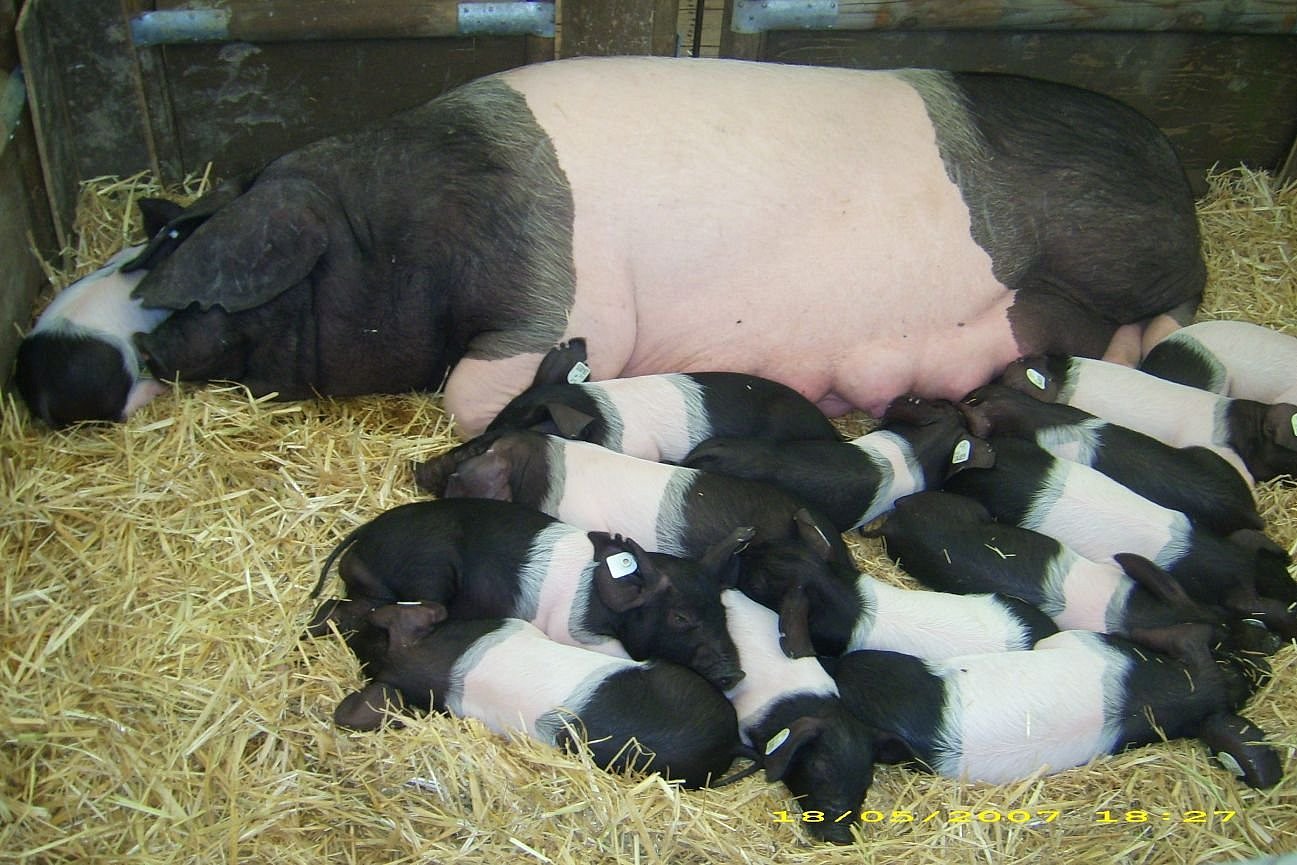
{"left": 483, "top": 338, "right": 840, "bottom": 462}
{"left": 1140, "top": 319, "right": 1297, "bottom": 406}
{"left": 320, "top": 602, "right": 741, "bottom": 789}
{"left": 1000, "top": 355, "right": 1297, "bottom": 483}
{"left": 418, "top": 430, "right": 855, "bottom": 567}
{"left": 827, "top": 630, "right": 1280, "bottom": 789}
{"left": 727, "top": 508, "right": 1057, "bottom": 659}
{"left": 103, "top": 57, "right": 1201, "bottom": 433}
{"left": 959, "top": 383, "right": 1262, "bottom": 533}
{"left": 682, "top": 396, "right": 990, "bottom": 531}
{"left": 941, "top": 435, "right": 1297, "bottom": 637}
{"left": 307, "top": 498, "right": 745, "bottom": 690}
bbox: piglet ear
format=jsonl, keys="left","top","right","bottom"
{"left": 335, "top": 682, "right": 407, "bottom": 731}
{"left": 136, "top": 197, "right": 186, "bottom": 240}
{"left": 589, "top": 533, "right": 666, "bottom": 612}
{"left": 1262, "top": 404, "right": 1297, "bottom": 452}
{"left": 697, "top": 526, "right": 758, "bottom": 587}
{"left": 545, "top": 403, "right": 598, "bottom": 440}
{"left": 531, "top": 338, "right": 589, "bottom": 386}
{"left": 777, "top": 585, "right": 816, "bottom": 659}
{"left": 792, "top": 509, "right": 836, "bottom": 562}
{"left": 366, "top": 602, "right": 447, "bottom": 648}
{"left": 999, "top": 356, "right": 1062, "bottom": 402}
{"left": 945, "top": 435, "right": 995, "bottom": 479}
{"left": 132, "top": 177, "right": 330, "bottom": 313}
{"left": 761, "top": 716, "right": 826, "bottom": 783}
{"left": 444, "top": 450, "right": 514, "bottom": 501}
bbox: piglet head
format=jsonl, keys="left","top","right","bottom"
{"left": 589, "top": 531, "right": 746, "bottom": 691}
{"left": 882, "top": 395, "right": 993, "bottom": 484}
{"left": 761, "top": 710, "right": 879, "bottom": 845}
{"left": 1247, "top": 402, "right": 1297, "bottom": 485}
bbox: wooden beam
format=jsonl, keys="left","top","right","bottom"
{"left": 561, "top": 0, "right": 681, "bottom": 57}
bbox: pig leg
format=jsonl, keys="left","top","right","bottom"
{"left": 443, "top": 354, "right": 550, "bottom": 438}
{"left": 1101, "top": 313, "right": 1192, "bottom": 367}
{"left": 1194, "top": 712, "right": 1282, "bottom": 789}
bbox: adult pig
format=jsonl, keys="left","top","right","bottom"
{"left": 829, "top": 630, "right": 1280, "bottom": 789}
{"left": 681, "top": 395, "right": 991, "bottom": 531}
{"left": 124, "top": 57, "right": 1204, "bottom": 435}
{"left": 1000, "top": 354, "right": 1297, "bottom": 484}
{"left": 326, "top": 604, "right": 740, "bottom": 789}
{"left": 13, "top": 198, "right": 201, "bottom": 427}
{"left": 960, "top": 383, "right": 1262, "bottom": 533}
{"left": 420, "top": 430, "right": 855, "bottom": 567}
{"left": 1140, "top": 319, "right": 1297, "bottom": 405}
{"left": 307, "top": 498, "right": 745, "bottom": 690}
{"left": 485, "top": 338, "right": 840, "bottom": 462}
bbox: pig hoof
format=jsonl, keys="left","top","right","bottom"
{"left": 1196, "top": 712, "right": 1282, "bottom": 789}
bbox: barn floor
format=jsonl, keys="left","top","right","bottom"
{"left": 1, "top": 167, "right": 1294, "bottom": 864}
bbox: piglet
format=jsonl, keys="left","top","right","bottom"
{"left": 13, "top": 198, "right": 214, "bottom": 427}
{"left": 419, "top": 430, "right": 855, "bottom": 567}
{"left": 484, "top": 338, "right": 840, "bottom": 462}
{"left": 325, "top": 603, "right": 740, "bottom": 789}
{"left": 941, "top": 434, "right": 1297, "bottom": 637}
{"left": 1000, "top": 354, "right": 1297, "bottom": 484}
{"left": 876, "top": 491, "right": 1238, "bottom": 645}
{"left": 720, "top": 588, "right": 879, "bottom": 844}
{"left": 828, "top": 630, "right": 1280, "bottom": 789}
{"left": 960, "top": 383, "right": 1261, "bottom": 534}
{"left": 1140, "top": 320, "right": 1297, "bottom": 405}
{"left": 730, "top": 508, "right": 1056, "bottom": 659}
{"left": 681, "top": 396, "right": 993, "bottom": 532}
{"left": 307, "top": 498, "right": 746, "bottom": 690}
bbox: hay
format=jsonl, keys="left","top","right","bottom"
{"left": 2, "top": 167, "right": 1295, "bottom": 864}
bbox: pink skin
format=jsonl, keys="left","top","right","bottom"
{"left": 442, "top": 59, "right": 1024, "bottom": 436}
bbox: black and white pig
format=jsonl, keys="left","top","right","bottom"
{"left": 681, "top": 396, "right": 992, "bottom": 532}
{"left": 110, "top": 58, "right": 1202, "bottom": 434}
{"left": 999, "top": 354, "right": 1297, "bottom": 484}
{"left": 827, "top": 630, "right": 1281, "bottom": 789}
{"left": 418, "top": 430, "right": 856, "bottom": 568}
{"left": 307, "top": 498, "right": 746, "bottom": 690}
{"left": 1140, "top": 319, "right": 1297, "bottom": 406}
{"left": 482, "top": 338, "right": 840, "bottom": 462}
{"left": 941, "top": 435, "right": 1297, "bottom": 637}
{"left": 728, "top": 508, "right": 1057, "bottom": 659}
{"left": 959, "top": 383, "right": 1262, "bottom": 533}
{"left": 877, "top": 491, "right": 1232, "bottom": 643}
{"left": 719, "top": 588, "right": 880, "bottom": 845}
{"left": 324, "top": 603, "right": 741, "bottom": 789}
{"left": 12, "top": 197, "right": 204, "bottom": 427}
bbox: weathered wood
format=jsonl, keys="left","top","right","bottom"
{"left": 733, "top": 1, "right": 1297, "bottom": 35}
{"left": 719, "top": 0, "right": 765, "bottom": 58}
{"left": 562, "top": 0, "right": 680, "bottom": 57}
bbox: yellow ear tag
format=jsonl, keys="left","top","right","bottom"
{"left": 765, "top": 727, "right": 791, "bottom": 755}
{"left": 952, "top": 439, "right": 972, "bottom": 465}
{"left": 567, "top": 361, "right": 591, "bottom": 384}
{"left": 1026, "top": 368, "right": 1047, "bottom": 390}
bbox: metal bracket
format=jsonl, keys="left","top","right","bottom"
{"left": 459, "top": 2, "right": 555, "bottom": 37}
{"left": 731, "top": 0, "right": 839, "bottom": 34}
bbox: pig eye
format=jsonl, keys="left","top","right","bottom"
{"left": 670, "top": 611, "right": 696, "bottom": 629}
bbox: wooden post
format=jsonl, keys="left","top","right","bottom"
{"left": 561, "top": 0, "right": 680, "bottom": 57}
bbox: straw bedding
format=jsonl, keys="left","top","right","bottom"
{"left": 2, "top": 167, "right": 1295, "bottom": 864}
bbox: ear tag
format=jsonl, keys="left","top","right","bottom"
{"left": 951, "top": 438, "right": 972, "bottom": 465}
{"left": 168, "top": 228, "right": 181, "bottom": 240}
{"left": 606, "top": 551, "right": 638, "bottom": 579}
{"left": 567, "top": 361, "right": 591, "bottom": 385}
{"left": 1289, "top": 412, "right": 1297, "bottom": 438}
{"left": 1026, "top": 368, "right": 1048, "bottom": 390}
{"left": 765, "top": 727, "right": 791, "bottom": 755}
{"left": 1215, "top": 750, "right": 1245, "bottom": 778}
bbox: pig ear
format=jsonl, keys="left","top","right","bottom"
{"left": 366, "top": 602, "right": 447, "bottom": 647}
{"left": 777, "top": 585, "right": 817, "bottom": 659}
{"left": 334, "top": 681, "right": 407, "bottom": 731}
{"left": 1000, "top": 356, "right": 1062, "bottom": 402}
{"left": 792, "top": 508, "right": 837, "bottom": 562}
{"left": 132, "top": 178, "right": 330, "bottom": 312}
{"left": 136, "top": 197, "right": 186, "bottom": 239}
{"left": 945, "top": 435, "right": 995, "bottom": 479}
{"left": 122, "top": 179, "right": 247, "bottom": 272}
{"left": 545, "top": 403, "right": 598, "bottom": 440}
{"left": 589, "top": 533, "right": 666, "bottom": 613}
{"left": 444, "top": 450, "right": 515, "bottom": 501}
{"left": 761, "top": 716, "right": 826, "bottom": 783}
{"left": 1262, "top": 404, "right": 1297, "bottom": 452}
{"left": 1112, "top": 553, "right": 1203, "bottom": 612}
{"left": 532, "top": 338, "right": 589, "bottom": 386}
{"left": 697, "top": 526, "right": 758, "bottom": 587}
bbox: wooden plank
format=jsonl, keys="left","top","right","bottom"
{"left": 719, "top": 0, "right": 765, "bottom": 59}
{"left": 562, "top": 0, "right": 681, "bottom": 57}
{"left": 826, "top": 1, "right": 1297, "bottom": 34}
{"left": 756, "top": 29, "right": 1297, "bottom": 182}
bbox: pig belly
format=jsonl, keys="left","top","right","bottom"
{"left": 504, "top": 58, "right": 1019, "bottom": 420}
